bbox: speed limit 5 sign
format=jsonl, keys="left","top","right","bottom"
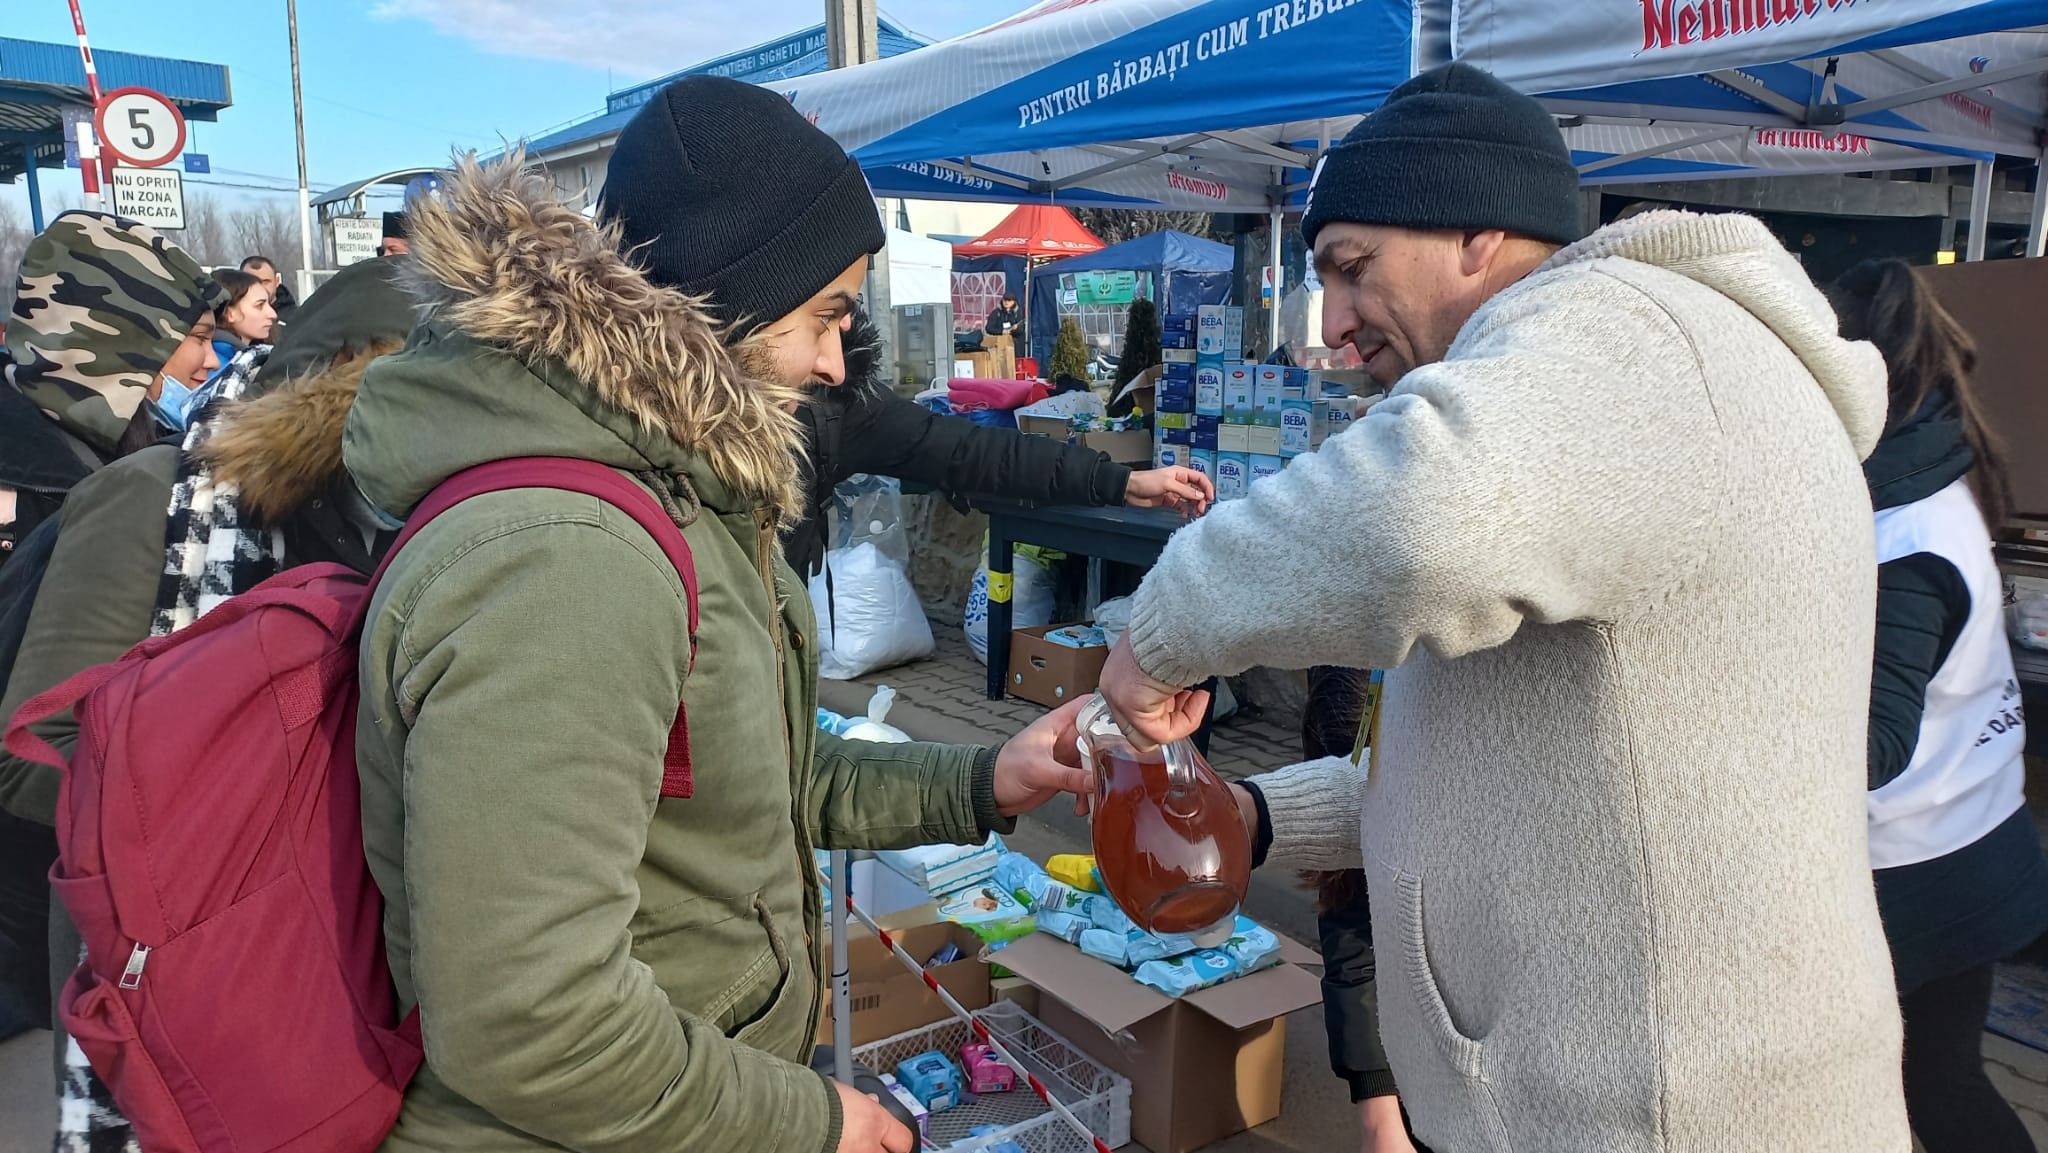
{"left": 96, "top": 87, "right": 187, "bottom": 169}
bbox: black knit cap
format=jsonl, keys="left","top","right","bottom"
{"left": 382, "top": 211, "right": 409, "bottom": 240}
{"left": 1301, "top": 62, "right": 1581, "bottom": 249}
{"left": 598, "top": 75, "right": 885, "bottom": 339}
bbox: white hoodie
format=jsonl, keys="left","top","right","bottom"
{"left": 1126, "top": 211, "right": 1907, "bottom": 1153}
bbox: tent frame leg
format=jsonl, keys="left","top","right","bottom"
{"left": 2029, "top": 147, "right": 2048, "bottom": 260}
{"left": 1967, "top": 159, "right": 1994, "bottom": 262}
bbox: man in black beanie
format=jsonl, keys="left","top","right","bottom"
{"left": 600, "top": 75, "right": 1212, "bottom": 580}
{"left": 379, "top": 210, "right": 409, "bottom": 257}
{"left": 1100, "top": 61, "right": 1907, "bottom": 1153}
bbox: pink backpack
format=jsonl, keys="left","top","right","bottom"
{"left": 3, "top": 457, "right": 699, "bottom": 1152}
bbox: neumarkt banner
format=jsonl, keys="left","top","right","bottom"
{"left": 1450, "top": 0, "right": 2034, "bottom": 93}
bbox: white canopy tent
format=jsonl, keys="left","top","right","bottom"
{"left": 1441, "top": 1, "right": 2048, "bottom": 257}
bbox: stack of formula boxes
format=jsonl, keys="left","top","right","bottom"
{"left": 1153, "top": 312, "right": 1198, "bottom": 471}
{"left": 1156, "top": 304, "right": 1361, "bottom": 502}
{"left": 1158, "top": 304, "right": 1245, "bottom": 489}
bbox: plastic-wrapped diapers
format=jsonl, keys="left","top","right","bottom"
{"left": 1131, "top": 916, "right": 1282, "bottom": 998}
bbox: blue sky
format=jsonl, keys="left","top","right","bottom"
{"left": 5, "top": 0, "right": 1036, "bottom": 216}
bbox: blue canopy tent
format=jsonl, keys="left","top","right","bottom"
{"left": 1027, "top": 229, "right": 1231, "bottom": 367}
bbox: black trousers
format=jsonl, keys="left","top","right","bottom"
{"left": 0, "top": 810, "right": 56, "bottom": 1038}
{"left": 1901, "top": 963, "right": 2038, "bottom": 1153}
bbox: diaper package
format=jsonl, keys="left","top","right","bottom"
{"left": 1131, "top": 915, "right": 1282, "bottom": 997}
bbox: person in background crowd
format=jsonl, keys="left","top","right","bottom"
{"left": 1096, "top": 62, "right": 1907, "bottom": 1152}
{"left": 342, "top": 122, "right": 1092, "bottom": 1149}
{"left": 0, "top": 211, "right": 217, "bottom": 1055}
{"left": 0, "top": 254, "right": 416, "bottom": 1151}
{"left": 600, "top": 78, "right": 1210, "bottom": 581}
{"left": 983, "top": 292, "right": 1021, "bottom": 336}
{"left": 1828, "top": 258, "right": 2048, "bottom": 1153}
{"left": 240, "top": 254, "right": 295, "bottom": 324}
{"left": 208, "top": 268, "right": 278, "bottom": 405}
{"left": 379, "top": 210, "right": 410, "bottom": 257}
{"left": 0, "top": 214, "right": 221, "bottom": 558}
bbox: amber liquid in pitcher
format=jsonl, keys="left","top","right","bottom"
{"left": 1086, "top": 720, "right": 1251, "bottom": 940}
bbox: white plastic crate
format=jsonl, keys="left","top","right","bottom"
{"left": 853, "top": 1000, "right": 1132, "bottom": 1152}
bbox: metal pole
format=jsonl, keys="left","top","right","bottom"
{"left": 828, "top": 851, "right": 853, "bottom": 1086}
{"left": 1266, "top": 202, "right": 1283, "bottom": 354}
{"left": 288, "top": 0, "right": 317, "bottom": 302}
{"left": 1967, "top": 158, "right": 1993, "bottom": 262}
{"left": 2029, "top": 146, "right": 2048, "bottom": 260}
{"left": 22, "top": 144, "right": 45, "bottom": 232}
{"left": 65, "top": 0, "right": 105, "bottom": 210}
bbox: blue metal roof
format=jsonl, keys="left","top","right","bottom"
{"left": 0, "top": 37, "right": 232, "bottom": 183}
{"left": 520, "top": 20, "right": 925, "bottom": 160}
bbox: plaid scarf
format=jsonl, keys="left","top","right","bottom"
{"left": 56, "top": 347, "right": 283, "bottom": 1153}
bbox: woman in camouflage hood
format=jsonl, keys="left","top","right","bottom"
{"left": 0, "top": 212, "right": 221, "bottom": 531}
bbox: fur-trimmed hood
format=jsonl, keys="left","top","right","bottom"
{"left": 361, "top": 152, "right": 806, "bottom": 524}
{"left": 198, "top": 343, "right": 396, "bottom": 523}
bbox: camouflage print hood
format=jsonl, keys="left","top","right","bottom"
{"left": 4, "top": 212, "right": 221, "bottom": 459}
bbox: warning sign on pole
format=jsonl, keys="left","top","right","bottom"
{"left": 112, "top": 168, "right": 186, "bottom": 229}
{"left": 329, "top": 218, "right": 382, "bottom": 267}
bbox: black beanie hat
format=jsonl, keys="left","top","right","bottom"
{"left": 382, "top": 211, "right": 409, "bottom": 240}
{"left": 1301, "top": 62, "right": 1581, "bottom": 250}
{"left": 599, "top": 75, "right": 885, "bottom": 339}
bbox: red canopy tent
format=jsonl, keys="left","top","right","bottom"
{"left": 952, "top": 204, "right": 1105, "bottom": 258}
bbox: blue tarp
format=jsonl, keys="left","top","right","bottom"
{"left": 1028, "top": 231, "right": 1232, "bottom": 365}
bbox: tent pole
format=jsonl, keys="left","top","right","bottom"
{"left": 1968, "top": 159, "right": 1994, "bottom": 262}
{"left": 2029, "top": 146, "right": 2048, "bottom": 260}
{"left": 1266, "top": 203, "right": 1283, "bottom": 355}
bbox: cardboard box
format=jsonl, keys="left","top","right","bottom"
{"left": 1215, "top": 452, "right": 1250, "bottom": 501}
{"left": 1248, "top": 425, "right": 1282, "bottom": 456}
{"left": 1006, "top": 623, "right": 1110, "bottom": 707}
{"left": 1223, "top": 306, "right": 1245, "bottom": 359}
{"left": 819, "top": 855, "right": 933, "bottom": 919}
{"left": 1016, "top": 415, "right": 1154, "bottom": 466}
{"left": 1250, "top": 454, "right": 1284, "bottom": 485}
{"left": 1279, "top": 397, "right": 1313, "bottom": 457}
{"left": 1197, "top": 305, "right": 1228, "bottom": 357}
{"left": 998, "top": 931, "right": 1323, "bottom": 1153}
{"left": 1155, "top": 443, "right": 1185, "bottom": 469}
{"left": 1194, "top": 365, "right": 1225, "bottom": 415}
{"left": 1154, "top": 410, "right": 1193, "bottom": 431}
{"left": 1187, "top": 449, "right": 1216, "bottom": 484}
{"left": 990, "top": 975, "right": 1041, "bottom": 1019}
{"left": 821, "top": 921, "right": 993, "bottom": 1047}
{"left": 1159, "top": 426, "right": 1192, "bottom": 447}
{"left": 1253, "top": 365, "right": 1285, "bottom": 415}
{"left": 1217, "top": 422, "right": 1250, "bottom": 454}
{"left": 1192, "top": 414, "right": 1220, "bottom": 451}
{"left": 1223, "top": 365, "right": 1256, "bottom": 419}
{"left": 1163, "top": 348, "right": 1197, "bottom": 365}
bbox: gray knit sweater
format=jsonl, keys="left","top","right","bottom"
{"left": 1128, "top": 211, "right": 1907, "bottom": 1153}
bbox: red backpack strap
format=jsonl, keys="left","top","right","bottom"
{"left": 376, "top": 457, "right": 701, "bottom": 798}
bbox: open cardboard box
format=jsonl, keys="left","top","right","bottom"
{"left": 1005, "top": 623, "right": 1111, "bottom": 708}
{"left": 818, "top": 921, "right": 992, "bottom": 1047}
{"left": 1016, "top": 413, "right": 1154, "bottom": 466}
{"left": 996, "top": 928, "right": 1323, "bottom": 1153}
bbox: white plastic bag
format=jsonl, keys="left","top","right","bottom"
{"left": 963, "top": 551, "right": 1058, "bottom": 664}
{"left": 1093, "top": 596, "right": 1135, "bottom": 646}
{"left": 839, "top": 685, "right": 914, "bottom": 743}
{"left": 810, "top": 542, "right": 936, "bottom": 680}
{"left": 831, "top": 474, "right": 911, "bottom": 568}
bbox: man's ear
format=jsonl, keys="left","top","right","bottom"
{"left": 1461, "top": 229, "right": 1508, "bottom": 277}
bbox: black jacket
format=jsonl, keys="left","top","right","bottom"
{"left": 786, "top": 311, "right": 1131, "bottom": 577}
{"left": 983, "top": 304, "right": 1021, "bottom": 337}
{"left": 0, "top": 367, "right": 95, "bottom": 568}
{"left": 1864, "top": 395, "right": 2048, "bottom": 993}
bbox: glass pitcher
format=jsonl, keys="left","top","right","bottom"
{"left": 1073, "top": 694, "right": 1250, "bottom": 945}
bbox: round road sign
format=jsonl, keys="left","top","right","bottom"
{"left": 96, "top": 87, "right": 187, "bottom": 169}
